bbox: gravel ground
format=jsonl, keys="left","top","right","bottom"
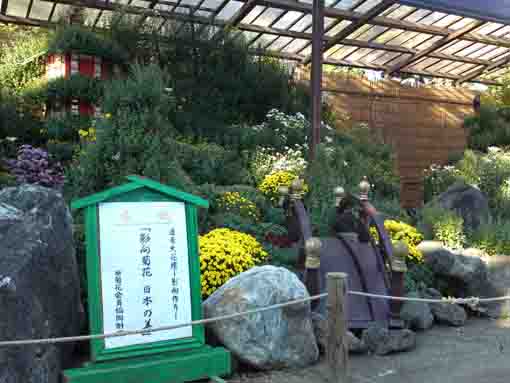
{"left": 226, "top": 318, "right": 510, "bottom": 383}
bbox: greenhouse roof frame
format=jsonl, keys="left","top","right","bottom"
{"left": 2, "top": 1, "right": 510, "bottom": 86}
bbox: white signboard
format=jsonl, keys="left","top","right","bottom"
{"left": 98, "top": 202, "right": 193, "bottom": 349}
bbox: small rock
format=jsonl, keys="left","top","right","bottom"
{"left": 399, "top": 292, "right": 434, "bottom": 331}
{"left": 362, "top": 325, "right": 416, "bottom": 356}
{"left": 311, "top": 313, "right": 367, "bottom": 354}
{"left": 348, "top": 331, "right": 368, "bottom": 354}
{"left": 423, "top": 288, "right": 467, "bottom": 327}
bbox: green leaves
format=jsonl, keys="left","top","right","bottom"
{"left": 48, "top": 25, "right": 129, "bottom": 64}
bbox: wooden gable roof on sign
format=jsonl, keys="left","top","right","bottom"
{"left": 71, "top": 175, "right": 209, "bottom": 211}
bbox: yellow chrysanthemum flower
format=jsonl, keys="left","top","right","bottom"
{"left": 199, "top": 228, "right": 268, "bottom": 297}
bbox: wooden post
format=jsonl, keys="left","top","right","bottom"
{"left": 309, "top": 0, "right": 324, "bottom": 161}
{"left": 327, "top": 272, "right": 349, "bottom": 383}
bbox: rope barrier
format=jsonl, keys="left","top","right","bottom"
{"left": 0, "top": 293, "right": 328, "bottom": 347}
{"left": 0, "top": 290, "right": 509, "bottom": 347}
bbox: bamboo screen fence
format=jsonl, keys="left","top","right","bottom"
{"left": 298, "top": 70, "right": 476, "bottom": 208}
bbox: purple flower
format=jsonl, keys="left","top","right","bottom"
{"left": 5, "top": 145, "right": 64, "bottom": 189}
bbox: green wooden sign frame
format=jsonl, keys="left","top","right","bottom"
{"left": 65, "top": 176, "right": 230, "bottom": 383}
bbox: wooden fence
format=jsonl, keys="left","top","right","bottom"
{"left": 297, "top": 69, "right": 476, "bottom": 208}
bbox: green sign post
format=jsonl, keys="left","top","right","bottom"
{"left": 64, "top": 175, "right": 230, "bottom": 382}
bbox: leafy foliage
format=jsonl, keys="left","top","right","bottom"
{"left": 0, "top": 26, "right": 48, "bottom": 94}
{"left": 64, "top": 64, "right": 193, "bottom": 199}
{"left": 419, "top": 205, "right": 466, "bottom": 249}
{"left": 48, "top": 25, "right": 128, "bottom": 64}
{"left": 469, "top": 218, "right": 510, "bottom": 256}
{"left": 153, "top": 24, "right": 314, "bottom": 140}
{"left": 465, "top": 105, "right": 510, "bottom": 151}
{"left": 24, "top": 74, "right": 104, "bottom": 105}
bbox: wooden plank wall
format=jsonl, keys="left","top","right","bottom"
{"left": 296, "top": 69, "right": 475, "bottom": 208}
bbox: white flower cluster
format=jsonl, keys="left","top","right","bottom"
{"left": 251, "top": 145, "right": 308, "bottom": 183}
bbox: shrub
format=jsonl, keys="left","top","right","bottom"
{"left": 464, "top": 105, "right": 510, "bottom": 151}
{"left": 0, "top": 26, "right": 48, "bottom": 94}
{"left": 258, "top": 170, "right": 309, "bottom": 203}
{"left": 48, "top": 25, "right": 128, "bottom": 64}
{"left": 423, "top": 164, "right": 460, "bottom": 202}
{"left": 419, "top": 205, "right": 466, "bottom": 249}
{"left": 250, "top": 145, "right": 307, "bottom": 184}
{"left": 469, "top": 218, "right": 510, "bottom": 256}
{"left": 215, "top": 192, "right": 260, "bottom": 222}
{"left": 5, "top": 145, "right": 64, "bottom": 189}
{"left": 199, "top": 228, "right": 269, "bottom": 297}
{"left": 158, "top": 25, "right": 314, "bottom": 139}
{"left": 176, "top": 140, "right": 251, "bottom": 186}
{"left": 64, "top": 64, "right": 195, "bottom": 199}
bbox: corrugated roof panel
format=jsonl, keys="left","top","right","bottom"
{"left": 51, "top": 3, "right": 73, "bottom": 22}
{"left": 252, "top": 7, "right": 285, "bottom": 27}
{"left": 400, "top": 0, "right": 510, "bottom": 24}
{"left": 215, "top": 2, "right": 243, "bottom": 20}
{"left": 241, "top": 5, "right": 265, "bottom": 24}
{"left": 267, "top": 36, "right": 294, "bottom": 51}
{"left": 354, "top": 0, "right": 384, "bottom": 14}
{"left": 272, "top": 11, "right": 303, "bottom": 29}
{"left": 325, "top": 20, "right": 352, "bottom": 36}
{"left": 201, "top": 0, "right": 225, "bottom": 9}
{"left": 7, "top": 0, "right": 30, "bottom": 17}
{"left": 334, "top": 0, "right": 366, "bottom": 11}
{"left": 289, "top": 13, "right": 312, "bottom": 32}
{"left": 281, "top": 38, "right": 309, "bottom": 53}
{"left": 355, "top": 25, "right": 389, "bottom": 41}
{"left": 29, "top": 0, "right": 54, "bottom": 20}
{"left": 481, "top": 47, "right": 510, "bottom": 61}
{"left": 130, "top": 0, "right": 151, "bottom": 7}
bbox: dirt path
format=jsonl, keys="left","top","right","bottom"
{"left": 228, "top": 318, "right": 510, "bottom": 383}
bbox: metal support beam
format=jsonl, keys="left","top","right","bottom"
{"left": 0, "top": 13, "right": 53, "bottom": 27}
{"left": 303, "top": 0, "right": 396, "bottom": 65}
{"left": 1, "top": 0, "right": 9, "bottom": 15}
{"left": 41, "top": 0, "right": 510, "bottom": 49}
{"left": 310, "top": 0, "right": 324, "bottom": 161}
{"left": 26, "top": 0, "right": 35, "bottom": 19}
{"left": 387, "top": 20, "right": 485, "bottom": 76}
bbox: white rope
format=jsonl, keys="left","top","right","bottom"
{"left": 0, "top": 293, "right": 328, "bottom": 347}
{"left": 349, "top": 291, "right": 510, "bottom": 306}
{"left": 1, "top": 289, "right": 509, "bottom": 347}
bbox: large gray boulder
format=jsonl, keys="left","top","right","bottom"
{"left": 203, "top": 265, "right": 319, "bottom": 370}
{"left": 418, "top": 241, "right": 505, "bottom": 318}
{"left": 437, "top": 182, "right": 490, "bottom": 232}
{"left": 400, "top": 292, "right": 434, "bottom": 331}
{"left": 0, "top": 185, "right": 82, "bottom": 383}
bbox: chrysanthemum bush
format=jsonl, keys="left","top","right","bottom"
{"left": 215, "top": 191, "right": 260, "bottom": 221}
{"left": 371, "top": 220, "right": 424, "bottom": 263}
{"left": 199, "top": 228, "right": 269, "bottom": 297}
{"left": 258, "top": 170, "right": 309, "bottom": 203}
{"left": 250, "top": 146, "right": 307, "bottom": 184}
{"left": 5, "top": 144, "right": 64, "bottom": 189}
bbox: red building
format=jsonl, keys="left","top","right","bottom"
{"left": 45, "top": 53, "right": 117, "bottom": 118}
